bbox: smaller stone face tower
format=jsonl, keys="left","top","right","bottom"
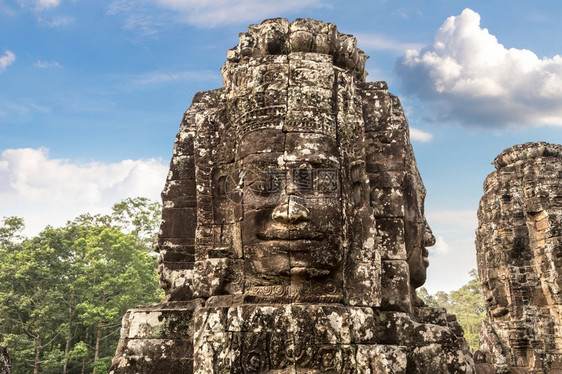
{"left": 110, "top": 18, "right": 474, "bottom": 373}
{"left": 476, "top": 142, "right": 562, "bottom": 373}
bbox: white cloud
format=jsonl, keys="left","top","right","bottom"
{"left": 432, "top": 236, "right": 450, "bottom": 255}
{"left": 108, "top": 0, "right": 329, "bottom": 32}
{"left": 0, "top": 1, "right": 17, "bottom": 16}
{"left": 15, "top": 0, "right": 72, "bottom": 27}
{"left": 354, "top": 33, "right": 423, "bottom": 54}
{"left": 0, "top": 50, "right": 15, "bottom": 72}
{"left": 398, "top": 8, "right": 562, "bottom": 128}
{"left": 392, "top": 8, "right": 423, "bottom": 20}
{"left": 409, "top": 127, "right": 433, "bottom": 142}
{"left": 156, "top": 0, "right": 328, "bottom": 28}
{"left": 0, "top": 100, "right": 50, "bottom": 118}
{"left": 0, "top": 148, "right": 168, "bottom": 236}
{"left": 38, "top": 15, "right": 73, "bottom": 27}
{"left": 131, "top": 69, "right": 221, "bottom": 85}
{"left": 423, "top": 209, "right": 478, "bottom": 292}
{"left": 36, "top": 0, "right": 60, "bottom": 10}
{"left": 17, "top": 0, "right": 60, "bottom": 11}
{"left": 425, "top": 237, "right": 476, "bottom": 293}
{"left": 34, "top": 60, "right": 62, "bottom": 69}
{"left": 427, "top": 210, "right": 477, "bottom": 230}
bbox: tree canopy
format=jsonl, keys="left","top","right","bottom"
{"left": 0, "top": 198, "right": 163, "bottom": 374}
{"left": 417, "top": 269, "right": 486, "bottom": 351}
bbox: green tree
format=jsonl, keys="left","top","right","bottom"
{"left": 109, "top": 197, "right": 162, "bottom": 249}
{"left": 417, "top": 270, "right": 485, "bottom": 351}
{"left": 74, "top": 226, "right": 161, "bottom": 373}
{"left": 447, "top": 269, "right": 486, "bottom": 350}
{"left": 0, "top": 216, "right": 24, "bottom": 250}
{"left": 0, "top": 198, "right": 164, "bottom": 374}
{"left": 0, "top": 226, "right": 71, "bottom": 373}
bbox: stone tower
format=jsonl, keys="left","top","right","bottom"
{"left": 110, "top": 18, "right": 474, "bottom": 373}
{"left": 476, "top": 142, "right": 562, "bottom": 373}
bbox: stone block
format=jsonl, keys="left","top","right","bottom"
{"left": 364, "top": 135, "right": 407, "bottom": 172}
{"left": 192, "top": 259, "right": 244, "bottom": 298}
{"left": 226, "top": 304, "right": 292, "bottom": 333}
{"left": 410, "top": 322, "right": 455, "bottom": 347}
{"left": 157, "top": 264, "right": 193, "bottom": 297}
{"left": 207, "top": 223, "right": 243, "bottom": 259}
{"left": 372, "top": 310, "right": 415, "bottom": 346}
{"left": 414, "top": 307, "right": 448, "bottom": 326}
{"left": 123, "top": 307, "right": 196, "bottom": 340}
{"left": 344, "top": 259, "right": 381, "bottom": 307}
{"left": 168, "top": 154, "right": 196, "bottom": 180}
{"left": 162, "top": 179, "right": 197, "bottom": 208}
{"left": 407, "top": 343, "right": 475, "bottom": 374}
{"left": 381, "top": 260, "right": 412, "bottom": 313}
{"left": 193, "top": 331, "right": 242, "bottom": 374}
{"left": 348, "top": 307, "right": 381, "bottom": 344}
{"left": 156, "top": 237, "right": 195, "bottom": 254}
{"left": 355, "top": 344, "right": 407, "bottom": 374}
{"left": 236, "top": 128, "right": 285, "bottom": 159}
{"left": 376, "top": 218, "right": 407, "bottom": 260}
{"left": 370, "top": 187, "right": 405, "bottom": 218}
{"left": 110, "top": 339, "right": 194, "bottom": 374}
{"left": 291, "top": 304, "right": 352, "bottom": 345}
{"left": 158, "top": 249, "right": 194, "bottom": 264}
{"left": 160, "top": 207, "right": 196, "bottom": 238}
{"left": 284, "top": 132, "right": 339, "bottom": 165}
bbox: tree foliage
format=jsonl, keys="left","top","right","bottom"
{"left": 417, "top": 269, "right": 486, "bottom": 351}
{"left": 0, "top": 198, "right": 163, "bottom": 374}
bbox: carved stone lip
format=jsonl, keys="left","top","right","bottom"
{"left": 254, "top": 237, "right": 329, "bottom": 252}
{"left": 258, "top": 228, "right": 325, "bottom": 241}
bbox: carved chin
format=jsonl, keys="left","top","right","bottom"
{"left": 411, "top": 275, "right": 427, "bottom": 289}
{"left": 410, "top": 265, "right": 428, "bottom": 289}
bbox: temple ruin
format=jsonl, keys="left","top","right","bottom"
{"left": 476, "top": 142, "right": 562, "bottom": 373}
{"left": 110, "top": 18, "right": 474, "bottom": 373}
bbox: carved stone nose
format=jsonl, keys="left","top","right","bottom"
{"left": 272, "top": 196, "right": 310, "bottom": 224}
{"left": 423, "top": 222, "right": 436, "bottom": 247}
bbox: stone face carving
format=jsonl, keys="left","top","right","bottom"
{"left": 476, "top": 142, "right": 562, "bottom": 373}
{"left": 110, "top": 18, "right": 474, "bottom": 373}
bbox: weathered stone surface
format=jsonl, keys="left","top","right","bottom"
{"left": 408, "top": 343, "right": 474, "bottom": 374}
{"left": 111, "top": 18, "right": 474, "bottom": 373}
{"left": 356, "top": 344, "right": 408, "bottom": 373}
{"left": 0, "top": 347, "right": 11, "bottom": 374}
{"left": 110, "top": 301, "right": 202, "bottom": 374}
{"left": 476, "top": 142, "right": 562, "bottom": 373}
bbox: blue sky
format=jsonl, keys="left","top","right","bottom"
{"left": 1, "top": 0, "right": 561, "bottom": 292}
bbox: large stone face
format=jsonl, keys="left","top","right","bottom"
{"left": 476, "top": 142, "right": 562, "bottom": 373}
{"left": 111, "top": 18, "right": 473, "bottom": 373}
